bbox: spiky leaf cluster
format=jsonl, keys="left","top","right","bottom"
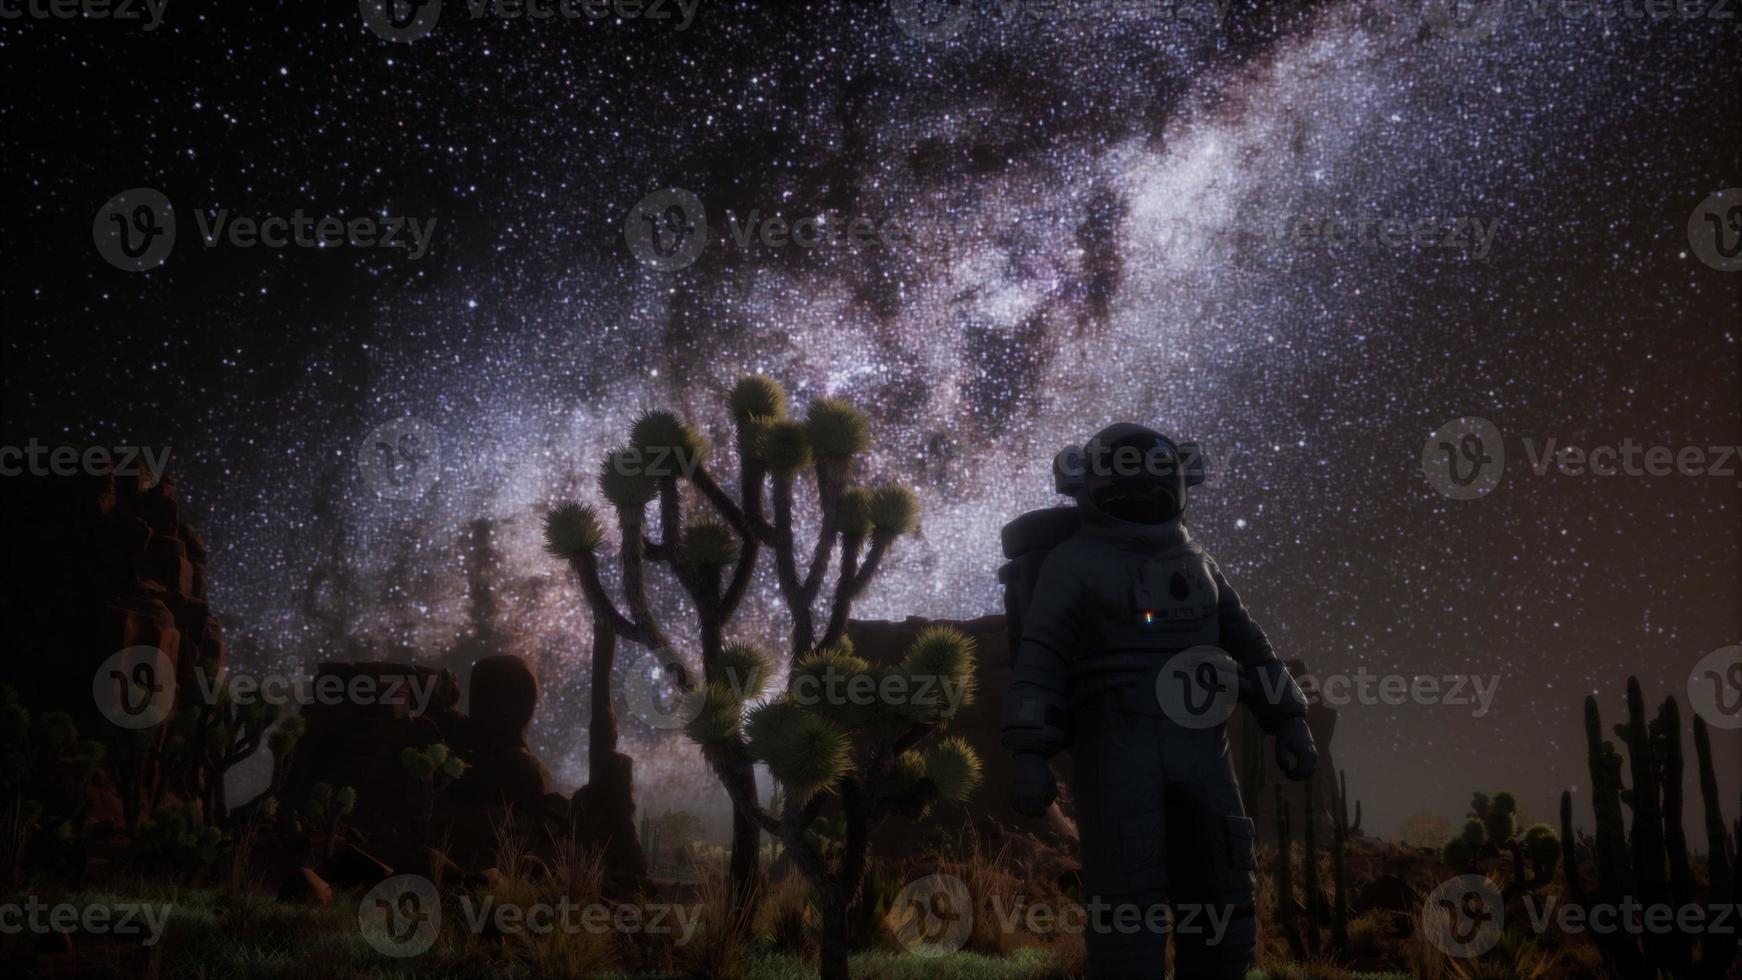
{"left": 1522, "top": 822, "right": 1560, "bottom": 872}
{"left": 804, "top": 398, "right": 869, "bottom": 461}
{"left": 923, "top": 737, "right": 983, "bottom": 802}
{"left": 400, "top": 744, "right": 466, "bottom": 784}
{"left": 836, "top": 487, "right": 874, "bottom": 538}
{"left": 681, "top": 519, "right": 740, "bottom": 568}
{"left": 754, "top": 418, "right": 811, "bottom": 473}
{"left": 716, "top": 643, "right": 772, "bottom": 699}
{"left": 543, "top": 502, "right": 605, "bottom": 559}
{"left": 599, "top": 447, "right": 659, "bottom": 509}
{"left": 868, "top": 484, "right": 920, "bottom": 539}
{"left": 267, "top": 713, "right": 307, "bottom": 758}
{"left": 886, "top": 750, "right": 927, "bottom": 799}
{"left": 303, "top": 782, "right": 348, "bottom": 819}
{"left": 898, "top": 627, "right": 977, "bottom": 720}
{"left": 630, "top": 410, "right": 708, "bottom": 473}
{"left": 683, "top": 683, "right": 745, "bottom": 746}
{"left": 791, "top": 646, "right": 877, "bottom": 726}
{"left": 728, "top": 374, "right": 787, "bottom": 423}
{"left": 745, "top": 699, "right": 852, "bottom": 799}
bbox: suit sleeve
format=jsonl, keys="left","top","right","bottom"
{"left": 1208, "top": 557, "right": 1308, "bottom": 734}
{"left": 999, "top": 547, "right": 1085, "bottom": 756}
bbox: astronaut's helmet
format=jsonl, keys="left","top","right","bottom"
{"left": 1080, "top": 423, "right": 1193, "bottom": 524}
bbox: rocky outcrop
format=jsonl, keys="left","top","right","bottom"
{"left": 450, "top": 655, "right": 552, "bottom": 805}
{"left": 0, "top": 469, "right": 226, "bottom": 734}
{"left": 278, "top": 654, "right": 566, "bottom": 875}
{"left": 277, "top": 660, "right": 459, "bottom": 843}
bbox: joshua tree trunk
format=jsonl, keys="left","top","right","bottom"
{"left": 580, "top": 619, "right": 646, "bottom": 883}
{"left": 817, "top": 883, "right": 850, "bottom": 980}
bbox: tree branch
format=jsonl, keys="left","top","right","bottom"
{"left": 568, "top": 552, "right": 641, "bottom": 641}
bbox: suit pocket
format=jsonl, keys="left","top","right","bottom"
{"left": 1225, "top": 815, "right": 1256, "bottom": 872}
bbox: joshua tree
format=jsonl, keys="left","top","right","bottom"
{"left": 685, "top": 628, "right": 981, "bottom": 980}
{"left": 543, "top": 375, "right": 926, "bottom": 926}
{"left": 1441, "top": 789, "right": 1560, "bottom": 898}
{"left": 172, "top": 656, "right": 291, "bottom": 827}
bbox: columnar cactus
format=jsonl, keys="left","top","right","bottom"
{"left": 1273, "top": 784, "right": 1306, "bottom": 961}
{"left": 1275, "top": 771, "right": 1361, "bottom": 961}
{"left": 544, "top": 375, "right": 925, "bottom": 937}
{"left": 1560, "top": 680, "right": 1737, "bottom": 979}
{"left": 1302, "top": 776, "right": 1322, "bottom": 950}
{"left": 1331, "top": 769, "right": 1350, "bottom": 951}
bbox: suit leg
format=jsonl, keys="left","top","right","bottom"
{"left": 1164, "top": 730, "right": 1259, "bottom": 980}
{"left": 1073, "top": 706, "right": 1170, "bottom": 979}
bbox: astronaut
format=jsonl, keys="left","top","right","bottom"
{"left": 1001, "top": 422, "right": 1317, "bottom": 979}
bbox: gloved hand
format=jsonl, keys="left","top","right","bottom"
{"left": 1010, "top": 752, "right": 1058, "bottom": 817}
{"left": 1274, "top": 716, "right": 1318, "bottom": 781}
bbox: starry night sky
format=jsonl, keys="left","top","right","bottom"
{"left": 2, "top": 0, "right": 1738, "bottom": 837}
